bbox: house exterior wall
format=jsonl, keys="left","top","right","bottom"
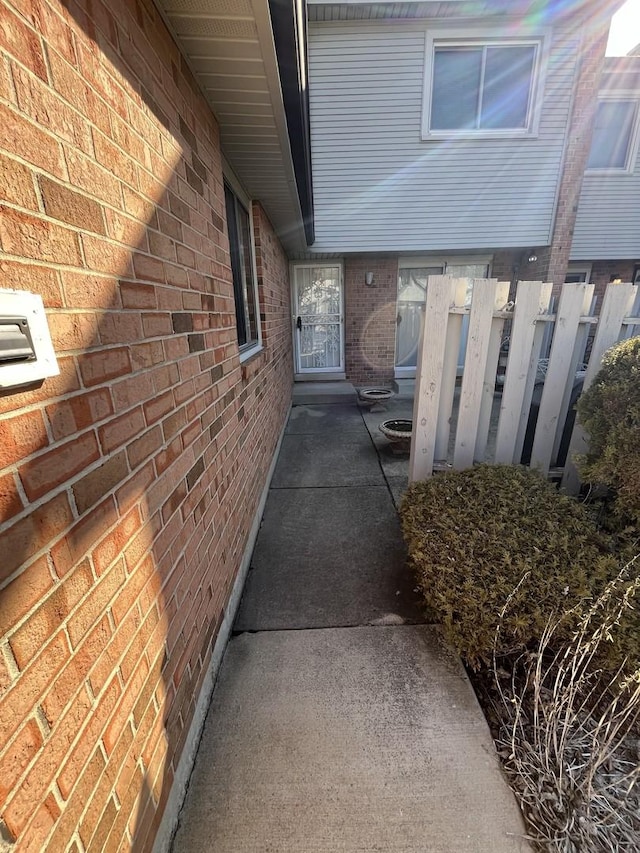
{"left": 587, "top": 258, "right": 638, "bottom": 306}
{"left": 571, "top": 167, "right": 640, "bottom": 260}
{"left": 0, "top": 1, "right": 292, "bottom": 850}
{"left": 343, "top": 250, "right": 520, "bottom": 385}
{"left": 344, "top": 257, "right": 398, "bottom": 384}
{"left": 308, "top": 18, "right": 581, "bottom": 254}
{"left": 570, "top": 61, "right": 640, "bottom": 261}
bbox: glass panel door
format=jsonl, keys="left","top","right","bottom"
{"left": 396, "top": 267, "right": 443, "bottom": 369}
{"left": 395, "top": 263, "right": 490, "bottom": 374}
{"left": 293, "top": 266, "right": 344, "bottom": 373}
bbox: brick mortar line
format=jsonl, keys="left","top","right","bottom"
{"left": 10, "top": 590, "right": 164, "bottom": 810}
{"left": 0, "top": 85, "right": 206, "bottom": 217}
{"left": 0, "top": 352, "right": 195, "bottom": 424}
{"left": 0, "top": 478, "right": 127, "bottom": 591}
{"left": 0, "top": 195, "right": 228, "bottom": 265}
{"left": 0, "top": 428, "right": 225, "bottom": 582}
{"left": 0, "top": 412, "right": 205, "bottom": 531}
{"left": 0, "top": 381, "right": 242, "bottom": 535}
{"left": 154, "top": 424, "right": 278, "bottom": 602}
{"left": 6, "top": 650, "right": 121, "bottom": 843}
{"left": 7, "top": 16, "right": 157, "bottom": 153}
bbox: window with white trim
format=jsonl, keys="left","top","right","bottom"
{"left": 224, "top": 182, "right": 261, "bottom": 355}
{"left": 564, "top": 264, "right": 591, "bottom": 284}
{"left": 587, "top": 99, "right": 639, "bottom": 171}
{"left": 423, "top": 35, "right": 543, "bottom": 137}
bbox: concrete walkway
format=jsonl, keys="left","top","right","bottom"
{"left": 171, "top": 400, "right": 529, "bottom": 852}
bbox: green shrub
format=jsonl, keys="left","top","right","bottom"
{"left": 577, "top": 335, "right": 640, "bottom": 529}
{"left": 400, "top": 465, "right": 618, "bottom": 669}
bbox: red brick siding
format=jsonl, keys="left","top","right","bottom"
{"left": 344, "top": 256, "right": 398, "bottom": 385}
{"left": 586, "top": 259, "right": 638, "bottom": 308}
{"left": 0, "top": 1, "right": 292, "bottom": 850}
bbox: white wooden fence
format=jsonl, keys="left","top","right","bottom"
{"left": 409, "top": 277, "right": 640, "bottom": 491}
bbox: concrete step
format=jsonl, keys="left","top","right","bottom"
{"left": 392, "top": 378, "right": 415, "bottom": 398}
{"left": 292, "top": 381, "right": 357, "bottom": 406}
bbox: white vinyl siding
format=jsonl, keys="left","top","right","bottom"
{"left": 571, "top": 98, "right": 640, "bottom": 260}
{"left": 308, "top": 21, "right": 578, "bottom": 254}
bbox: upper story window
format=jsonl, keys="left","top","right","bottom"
{"left": 422, "top": 33, "right": 545, "bottom": 138}
{"left": 587, "top": 99, "right": 639, "bottom": 171}
{"left": 224, "top": 181, "right": 261, "bottom": 357}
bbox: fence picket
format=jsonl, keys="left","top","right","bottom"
{"left": 494, "top": 282, "right": 551, "bottom": 464}
{"left": 454, "top": 279, "right": 506, "bottom": 469}
{"left": 551, "top": 315, "right": 590, "bottom": 465}
{"left": 410, "top": 276, "right": 463, "bottom": 482}
{"left": 433, "top": 288, "right": 466, "bottom": 461}
{"left": 529, "top": 283, "right": 594, "bottom": 475}
{"left": 410, "top": 278, "right": 639, "bottom": 484}
{"left": 562, "top": 283, "right": 638, "bottom": 493}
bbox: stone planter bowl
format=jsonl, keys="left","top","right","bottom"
{"left": 379, "top": 418, "right": 413, "bottom": 454}
{"left": 359, "top": 388, "right": 393, "bottom": 412}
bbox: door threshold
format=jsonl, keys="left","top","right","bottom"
{"left": 294, "top": 373, "right": 346, "bottom": 382}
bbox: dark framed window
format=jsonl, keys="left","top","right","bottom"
{"left": 564, "top": 267, "right": 590, "bottom": 284}
{"left": 587, "top": 99, "right": 639, "bottom": 170}
{"left": 224, "top": 182, "right": 260, "bottom": 353}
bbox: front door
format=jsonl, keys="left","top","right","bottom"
{"left": 292, "top": 264, "right": 344, "bottom": 376}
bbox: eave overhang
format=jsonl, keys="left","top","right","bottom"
{"left": 157, "top": 0, "right": 313, "bottom": 253}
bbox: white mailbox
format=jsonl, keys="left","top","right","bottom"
{"left": 0, "top": 289, "right": 59, "bottom": 393}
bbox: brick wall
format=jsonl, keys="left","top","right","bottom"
{"left": 588, "top": 259, "right": 637, "bottom": 307}
{"left": 0, "top": 0, "right": 292, "bottom": 850}
{"left": 344, "top": 256, "right": 398, "bottom": 385}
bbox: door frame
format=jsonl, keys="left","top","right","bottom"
{"left": 290, "top": 261, "right": 346, "bottom": 381}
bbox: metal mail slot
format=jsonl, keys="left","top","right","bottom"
{"left": 0, "top": 316, "right": 36, "bottom": 363}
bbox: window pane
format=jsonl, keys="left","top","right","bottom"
{"left": 481, "top": 46, "right": 536, "bottom": 129}
{"left": 237, "top": 202, "right": 258, "bottom": 346}
{"left": 587, "top": 100, "right": 636, "bottom": 169}
{"left": 431, "top": 48, "right": 482, "bottom": 129}
{"left": 396, "top": 268, "right": 443, "bottom": 368}
{"left": 398, "top": 267, "right": 443, "bottom": 302}
{"left": 225, "top": 183, "right": 259, "bottom": 350}
{"left": 224, "top": 185, "right": 247, "bottom": 346}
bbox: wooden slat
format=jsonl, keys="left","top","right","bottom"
{"left": 410, "top": 277, "right": 462, "bottom": 482}
{"left": 513, "top": 318, "right": 548, "bottom": 464}
{"left": 474, "top": 284, "right": 510, "bottom": 462}
{"left": 494, "top": 282, "right": 551, "bottom": 464}
{"left": 454, "top": 279, "right": 504, "bottom": 469}
{"left": 529, "top": 283, "right": 594, "bottom": 475}
{"left": 551, "top": 318, "right": 589, "bottom": 464}
{"left": 433, "top": 278, "right": 468, "bottom": 461}
{"left": 562, "top": 283, "right": 639, "bottom": 493}
{"left": 433, "top": 313, "right": 463, "bottom": 461}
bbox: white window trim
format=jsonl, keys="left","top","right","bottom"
{"left": 585, "top": 94, "right": 640, "bottom": 176}
{"left": 398, "top": 254, "right": 493, "bottom": 271}
{"left": 223, "top": 160, "right": 262, "bottom": 362}
{"left": 421, "top": 27, "right": 549, "bottom": 140}
{"left": 565, "top": 263, "right": 592, "bottom": 283}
